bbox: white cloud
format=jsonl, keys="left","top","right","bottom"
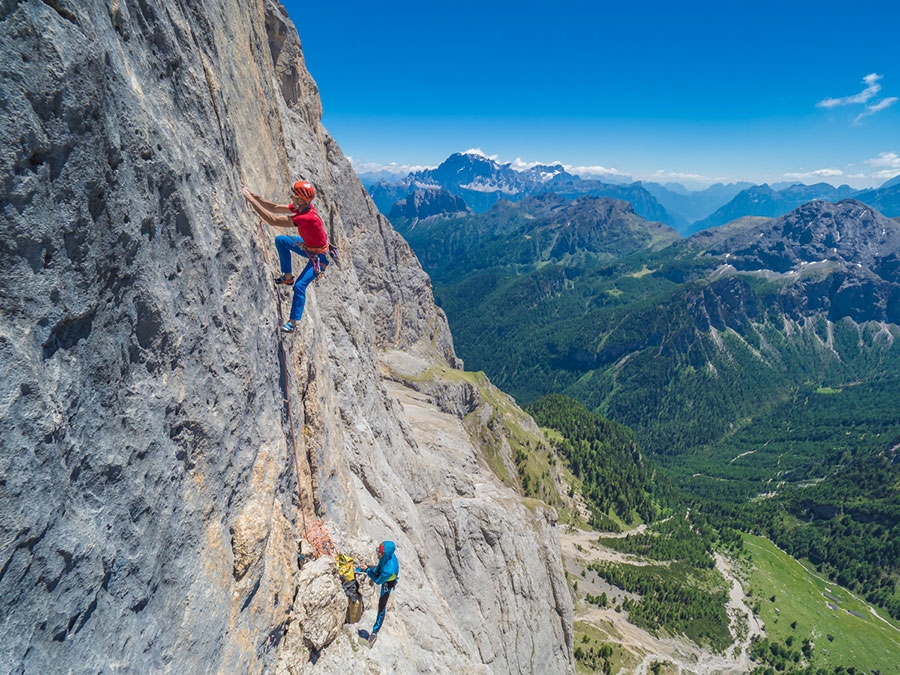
{"left": 651, "top": 169, "right": 718, "bottom": 182}
{"left": 855, "top": 96, "right": 899, "bottom": 122}
{"left": 568, "top": 164, "right": 627, "bottom": 177}
{"left": 783, "top": 168, "right": 845, "bottom": 181}
{"left": 510, "top": 157, "right": 565, "bottom": 170}
{"left": 819, "top": 73, "right": 896, "bottom": 124}
{"left": 864, "top": 151, "right": 900, "bottom": 180}
{"left": 348, "top": 158, "right": 432, "bottom": 174}
{"left": 817, "top": 73, "right": 883, "bottom": 108}
{"left": 865, "top": 151, "right": 900, "bottom": 169}
{"left": 865, "top": 97, "right": 899, "bottom": 114}
{"left": 462, "top": 148, "right": 499, "bottom": 160}
{"left": 870, "top": 169, "right": 900, "bottom": 180}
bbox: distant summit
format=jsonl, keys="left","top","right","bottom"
{"left": 405, "top": 152, "right": 576, "bottom": 211}
{"left": 686, "top": 182, "right": 862, "bottom": 234}
{"left": 365, "top": 151, "right": 681, "bottom": 227}
{"left": 854, "top": 180, "right": 900, "bottom": 217}
{"left": 393, "top": 192, "right": 680, "bottom": 285}
{"left": 361, "top": 153, "right": 899, "bottom": 235}
{"left": 639, "top": 181, "right": 754, "bottom": 224}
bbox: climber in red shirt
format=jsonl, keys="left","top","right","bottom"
{"left": 242, "top": 180, "right": 333, "bottom": 333}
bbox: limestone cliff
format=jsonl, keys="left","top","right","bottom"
{"left": 0, "top": 1, "right": 573, "bottom": 673}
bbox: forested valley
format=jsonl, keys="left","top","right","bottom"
{"left": 393, "top": 194, "right": 900, "bottom": 668}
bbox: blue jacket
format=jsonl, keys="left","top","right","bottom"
{"left": 365, "top": 540, "right": 399, "bottom": 585}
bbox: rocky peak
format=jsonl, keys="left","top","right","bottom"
{"left": 408, "top": 153, "right": 578, "bottom": 198}
{"left": 690, "top": 200, "right": 900, "bottom": 324}
{"left": 529, "top": 162, "right": 568, "bottom": 179}
{"left": 0, "top": 2, "right": 573, "bottom": 673}
{"left": 698, "top": 199, "right": 900, "bottom": 275}
{"left": 409, "top": 152, "right": 501, "bottom": 187}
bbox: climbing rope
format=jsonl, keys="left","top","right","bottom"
{"left": 305, "top": 519, "right": 337, "bottom": 559}
{"left": 253, "top": 211, "right": 337, "bottom": 560}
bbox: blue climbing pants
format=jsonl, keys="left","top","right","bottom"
{"left": 274, "top": 235, "right": 329, "bottom": 322}
{"left": 372, "top": 579, "right": 397, "bottom": 635}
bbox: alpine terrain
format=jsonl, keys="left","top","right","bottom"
{"left": 0, "top": 2, "right": 574, "bottom": 673}
{"left": 394, "top": 183, "right": 900, "bottom": 672}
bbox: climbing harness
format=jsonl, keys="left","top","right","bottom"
{"left": 302, "top": 243, "right": 340, "bottom": 278}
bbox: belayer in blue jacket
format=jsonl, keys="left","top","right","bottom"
{"left": 356, "top": 540, "right": 399, "bottom": 646}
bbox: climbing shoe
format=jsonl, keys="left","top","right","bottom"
{"left": 275, "top": 274, "right": 295, "bottom": 285}
{"left": 281, "top": 320, "right": 295, "bottom": 333}
{"left": 367, "top": 633, "right": 378, "bottom": 648}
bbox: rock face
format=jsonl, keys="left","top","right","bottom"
{"left": 0, "top": 1, "right": 573, "bottom": 673}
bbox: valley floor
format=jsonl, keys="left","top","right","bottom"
{"left": 562, "top": 528, "right": 763, "bottom": 675}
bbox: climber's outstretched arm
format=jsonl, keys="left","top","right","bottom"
{"left": 242, "top": 185, "right": 294, "bottom": 228}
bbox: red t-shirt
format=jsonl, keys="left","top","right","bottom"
{"left": 290, "top": 203, "right": 328, "bottom": 249}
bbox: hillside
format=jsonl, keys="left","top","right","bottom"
{"left": 429, "top": 198, "right": 900, "bottom": 421}
{"left": 394, "top": 192, "right": 680, "bottom": 285}
{"left": 0, "top": 2, "right": 573, "bottom": 673}
{"left": 410, "top": 197, "right": 900, "bottom": 625}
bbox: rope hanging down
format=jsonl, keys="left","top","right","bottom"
{"left": 253, "top": 212, "right": 336, "bottom": 559}
{"left": 255, "top": 216, "right": 307, "bottom": 527}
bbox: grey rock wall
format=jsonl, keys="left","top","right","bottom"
{"left": 0, "top": 1, "right": 573, "bottom": 673}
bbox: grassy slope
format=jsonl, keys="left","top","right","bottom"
{"left": 744, "top": 534, "right": 900, "bottom": 673}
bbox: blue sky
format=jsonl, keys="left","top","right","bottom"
{"left": 282, "top": 0, "right": 900, "bottom": 189}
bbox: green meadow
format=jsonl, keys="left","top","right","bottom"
{"left": 744, "top": 534, "right": 900, "bottom": 673}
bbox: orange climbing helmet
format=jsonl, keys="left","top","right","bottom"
{"left": 292, "top": 180, "right": 315, "bottom": 201}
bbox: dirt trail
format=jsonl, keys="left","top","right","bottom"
{"left": 562, "top": 527, "right": 763, "bottom": 674}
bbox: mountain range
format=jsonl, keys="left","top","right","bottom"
{"left": 685, "top": 182, "right": 862, "bottom": 234}
{"left": 366, "top": 152, "right": 680, "bottom": 227}
{"left": 395, "top": 192, "right": 680, "bottom": 284}
{"left": 396, "top": 192, "right": 900, "bottom": 630}
{"left": 401, "top": 193, "right": 900, "bottom": 476}
{"left": 7, "top": 2, "right": 899, "bottom": 673}
{"left": 364, "top": 152, "right": 900, "bottom": 236}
